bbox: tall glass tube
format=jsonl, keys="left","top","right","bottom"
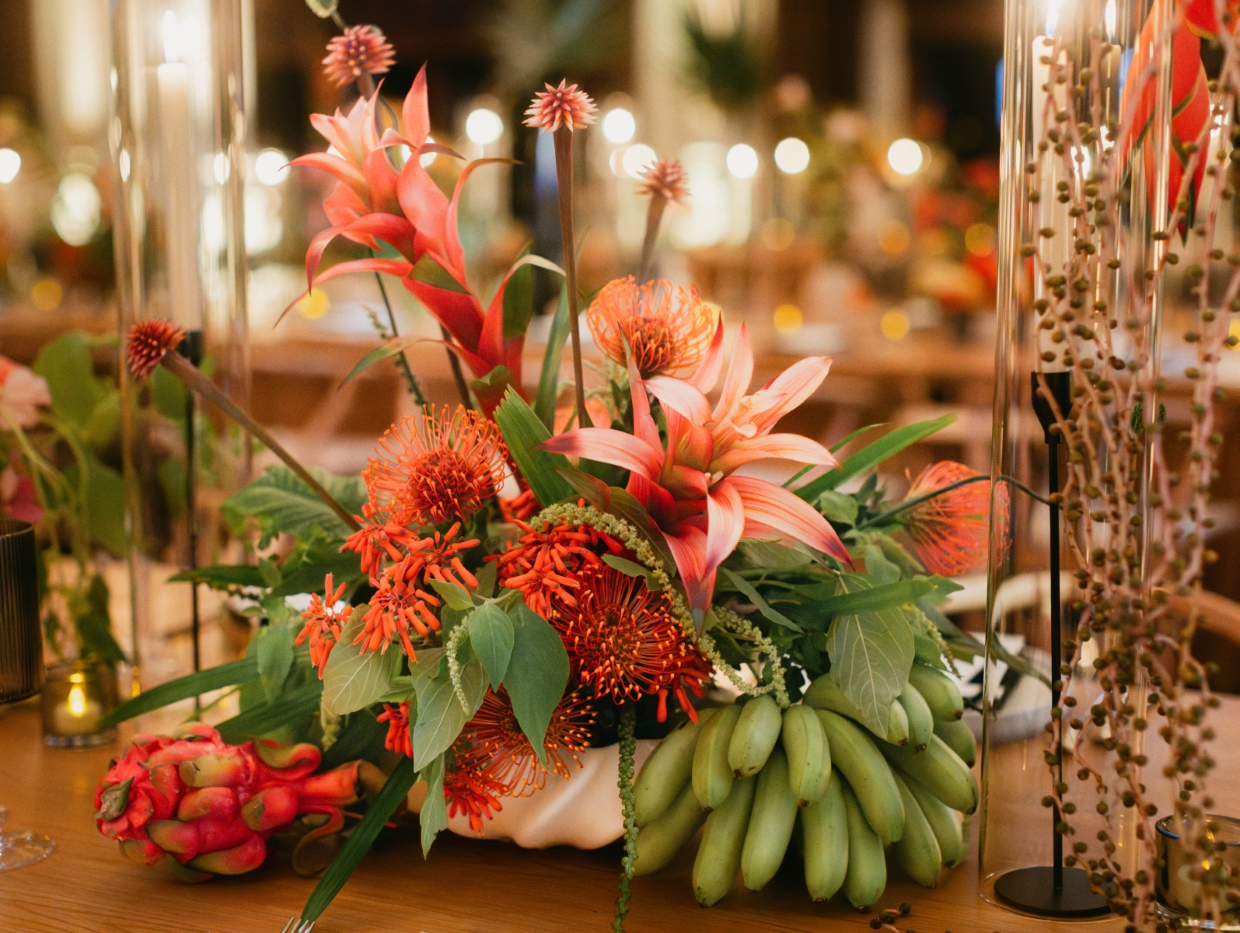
{"left": 109, "top": 0, "right": 251, "bottom": 692}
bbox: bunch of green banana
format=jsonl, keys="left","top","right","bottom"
{"left": 631, "top": 665, "right": 979, "bottom": 909}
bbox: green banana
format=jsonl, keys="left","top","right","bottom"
{"left": 841, "top": 779, "right": 887, "bottom": 910}
{"left": 727, "top": 694, "right": 782, "bottom": 777}
{"left": 880, "top": 733, "right": 978, "bottom": 814}
{"left": 802, "top": 770, "right": 848, "bottom": 902}
{"left": 693, "top": 774, "right": 757, "bottom": 906}
{"left": 741, "top": 745, "right": 799, "bottom": 891}
{"left": 782, "top": 704, "right": 831, "bottom": 807}
{"left": 898, "top": 682, "right": 935, "bottom": 751}
{"left": 905, "top": 775, "right": 966, "bottom": 868}
{"left": 803, "top": 674, "right": 909, "bottom": 745}
{"left": 907, "top": 663, "right": 964, "bottom": 721}
{"left": 891, "top": 772, "right": 943, "bottom": 888}
{"left": 634, "top": 780, "right": 708, "bottom": 876}
{"left": 933, "top": 717, "right": 977, "bottom": 767}
{"left": 635, "top": 709, "right": 716, "bottom": 827}
{"left": 693, "top": 703, "right": 741, "bottom": 811}
{"left": 815, "top": 709, "right": 904, "bottom": 845}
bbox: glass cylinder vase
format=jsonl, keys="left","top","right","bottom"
{"left": 109, "top": 0, "right": 252, "bottom": 693}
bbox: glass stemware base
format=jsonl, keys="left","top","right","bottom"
{"left": 0, "top": 808, "right": 54, "bottom": 872}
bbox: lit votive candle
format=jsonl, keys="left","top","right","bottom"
{"left": 1156, "top": 814, "right": 1240, "bottom": 930}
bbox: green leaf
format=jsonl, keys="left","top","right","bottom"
{"left": 429, "top": 580, "right": 474, "bottom": 611}
{"left": 863, "top": 544, "right": 901, "bottom": 585}
{"left": 321, "top": 620, "right": 404, "bottom": 716}
{"left": 300, "top": 759, "right": 416, "bottom": 923}
{"left": 100, "top": 657, "right": 265, "bottom": 726}
{"left": 796, "top": 416, "right": 955, "bottom": 502}
{"left": 913, "top": 631, "right": 951, "bottom": 671}
{"left": 75, "top": 574, "right": 125, "bottom": 663}
{"left": 33, "top": 332, "right": 104, "bottom": 428}
{"left": 341, "top": 337, "right": 420, "bottom": 387}
{"left": 504, "top": 603, "right": 569, "bottom": 767}
{"left": 215, "top": 683, "right": 322, "bottom": 744}
{"left": 84, "top": 455, "right": 126, "bottom": 556}
{"left": 221, "top": 466, "right": 366, "bottom": 547}
{"left": 257, "top": 557, "right": 283, "bottom": 588}
{"left": 151, "top": 363, "right": 188, "bottom": 422}
{"left": 469, "top": 603, "right": 514, "bottom": 690}
{"left": 831, "top": 423, "right": 885, "bottom": 454}
{"left": 737, "top": 539, "right": 813, "bottom": 572}
{"left": 269, "top": 551, "right": 365, "bottom": 599}
{"left": 169, "top": 564, "right": 266, "bottom": 589}
{"left": 534, "top": 286, "right": 570, "bottom": 431}
{"left": 83, "top": 388, "right": 121, "bottom": 450}
{"left": 501, "top": 258, "right": 535, "bottom": 342}
{"left": 814, "top": 577, "right": 947, "bottom": 618}
{"left": 474, "top": 560, "right": 497, "bottom": 599}
{"left": 818, "top": 490, "right": 859, "bottom": 526}
{"left": 254, "top": 625, "right": 296, "bottom": 702}
{"left": 602, "top": 554, "right": 658, "bottom": 589}
{"left": 493, "top": 388, "right": 573, "bottom": 506}
{"left": 418, "top": 754, "right": 447, "bottom": 858}
{"left": 720, "top": 568, "right": 803, "bottom": 632}
{"left": 411, "top": 660, "right": 486, "bottom": 764}
{"left": 825, "top": 577, "right": 916, "bottom": 737}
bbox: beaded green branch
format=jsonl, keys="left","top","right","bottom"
{"left": 612, "top": 705, "right": 638, "bottom": 933}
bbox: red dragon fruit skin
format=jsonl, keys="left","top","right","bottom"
{"left": 95, "top": 723, "right": 375, "bottom": 880}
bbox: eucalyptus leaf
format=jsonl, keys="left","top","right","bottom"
{"left": 504, "top": 603, "right": 569, "bottom": 767}
{"left": 411, "top": 659, "right": 486, "bottom": 764}
{"left": 818, "top": 490, "right": 859, "bottom": 526}
{"left": 321, "top": 620, "right": 404, "bottom": 716}
{"left": 429, "top": 580, "right": 474, "bottom": 611}
{"left": 862, "top": 544, "right": 901, "bottom": 586}
{"left": 469, "top": 603, "right": 514, "bottom": 690}
{"left": 419, "top": 755, "right": 447, "bottom": 858}
{"left": 254, "top": 624, "right": 296, "bottom": 702}
{"left": 602, "top": 554, "right": 658, "bottom": 588}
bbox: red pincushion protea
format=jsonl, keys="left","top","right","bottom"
{"left": 900, "top": 461, "right": 1002, "bottom": 577}
{"left": 552, "top": 564, "right": 710, "bottom": 721}
{"left": 637, "top": 159, "right": 687, "bottom": 204}
{"left": 94, "top": 723, "right": 373, "bottom": 880}
{"left": 491, "top": 517, "right": 624, "bottom": 617}
{"left": 322, "top": 25, "right": 396, "bottom": 89}
{"left": 523, "top": 79, "right": 597, "bottom": 133}
{"left": 295, "top": 573, "right": 354, "bottom": 678}
{"left": 586, "top": 277, "right": 715, "bottom": 379}
{"left": 366, "top": 406, "right": 509, "bottom": 529}
{"left": 126, "top": 320, "right": 185, "bottom": 379}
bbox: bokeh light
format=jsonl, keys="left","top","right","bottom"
{"left": 774, "top": 137, "right": 811, "bottom": 175}
{"left": 465, "top": 108, "right": 504, "bottom": 145}
{"left": 726, "top": 143, "right": 759, "bottom": 179}
{"left": 773, "top": 303, "right": 803, "bottom": 334}
{"left": 621, "top": 143, "right": 657, "bottom": 179}
{"left": 50, "top": 173, "right": 102, "bottom": 246}
{"left": 295, "top": 287, "right": 330, "bottom": 320}
{"left": 760, "top": 217, "right": 795, "bottom": 251}
{"left": 254, "top": 148, "right": 290, "bottom": 185}
{"left": 965, "top": 222, "right": 996, "bottom": 256}
{"left": 0, "top": 149, "right": 21, "bottom": 184}
{"left": 602, "top": 108, "right": 636, "bottom": 145}
{"left": 880, "top": 308, "right": 911, "bottom": 341}
{"left": 887, "top": 138, "right": 924, "bottom": 176}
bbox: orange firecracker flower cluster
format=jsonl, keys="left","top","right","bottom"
{"left": 354, "top": 523, "right": 479, "bottom": 659}
{"left": 294, "top": 574, "right": 354, "bottom": 677}
{"left": 491, "top": 517, "right": 624, "bottom": 617}
{"left": 586, "top": 277, "right": 716, "bottom": 379}
{"left": 443, "top": 764, "right": 508, "bottom": 834}
{"left": 377, "top": 701, "right": 413, "bottom": 758}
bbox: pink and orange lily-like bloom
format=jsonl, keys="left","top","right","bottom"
{"left": 542, "top": 323, "right": 851, "bottom": 621}
{"left": 291, "top": 66, "right": 540, "bottom": 412}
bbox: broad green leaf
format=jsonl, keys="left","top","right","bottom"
{"left": 411, "top": 659, "right": 486, "bottom": 764}
{"left": 493, "top": 388, "right": 573, "bottom": 506}
{"left": 215, "top": 682, "right": 322, "bottom": 743}
{"left": 258, "top": 557, "right": 283, "bottom": 588}
{"left": 504, "top": 603, "right": 569, "bottom": 767}
{"left": 33, "top": 332, "right": 104, "bottom": 428}
{"left": 737, "top": 539, "right": 813, "bottom": 571}
{"left": 913, "top": 631, "right": 951, "bottom": 671}
{"left": 429, "top": 580, "right": 474, "bottom": 611}
{"left": 603, "top": 554, "right": 658, "bottom": 589}
{"left": 500, "top": 258, "right": 535, "bottom": 342}
{"left": 409, "top": 648, "right": 446, "bottom": 696}
{"left": 300, "top": 759, "right": 416, "bottom": 923}
{"left": 813, "top": 577, "right": 948, "bottom": 618}
{"left": 721, "top": 568, "right": 803, "bottom": 632}
{"left": 221, "top": 466, "right": 366, "bottom": 547}
{"left": 825, "top": 576, "right": 916, "bottom": 737}
{"left": 83, "top": 388, "right": 121, "bottom": 449}
{"left": 818, "top": 490, "right": 859, "bottom": 526}
{"left": 796, "top": 416, "right": 955, "bottom": 502}
{"left": 469, "top": 603, "right": 514, "bottom": 690}
{"left": 170, "top": 564, "right": 266, "bottom": 589}
{"left": 84, "top": 455, "right": 126, "bottom": 556}
{"left": 534, "top": 286, "right": 570, "bottom": 430}
{"left": 101, "top": 656, "right": 271, "bottom": 726}
{"left": 75, "top": 574, "right": 125, "bottom": 663}
{"left": 254, "top": 624, "right": 296, "bottom": 702}
{"left": 474, "top": 560, "right": 497, "bottom": 599}
{"left": 151, "top": 363, "right": 188, "bottom": 422}
{"left": 321, "top": 620, "right": 404, "bottom": 716}
{"left": 418, "top": 754, "right": 447, "bottom": 858}
{"left": 863, "top": 544, "right": 901, "bottom": 586}
{"left": 321, "top": 709, "right": 388, "bottom": 769}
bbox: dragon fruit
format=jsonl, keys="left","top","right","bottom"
{"left": 94, "top": 723, "right": 382, "bottom": 881}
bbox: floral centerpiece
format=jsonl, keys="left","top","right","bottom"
{"left": 97, "top": 13, "right": 1000, "bottom": 932}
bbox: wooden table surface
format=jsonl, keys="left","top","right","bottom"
{"left": 3, "top": 694, "right": 1229, "bottom": 933}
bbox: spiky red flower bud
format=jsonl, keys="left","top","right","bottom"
{"left": 126, "top": 319, "right": 185, "bottom": 379}
{"left": 523, "top": 79, "right": 597, "bottom": 133}
{"left": 637, "top": 159, "right": 687, "bottom": 204}
{"left": 322, "top": 25, "right": 396, "bottom": 89}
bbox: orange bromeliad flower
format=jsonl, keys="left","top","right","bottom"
{"left": 443, "top": 761, "right": 508, "bottom": 834}
{"left": 586, "top": 277, "right": 716, "bottom": 379}
{"left": 900, "top": 461, "right": 1002, "bottom": 577}
{"left": 456, "top": 688, "right": 593, "bottom": 796}
{"left": 377, "top": 702, "right": 413, "bottom": 758}
{"left": 366, "top": 405, "right": 509, "bottom": 529}
{"left": 551, "top": 565, "right": 710, "bottom": 721}
{"left": 294, "top": 574, "right": 354, "bottom": 677}
{"left": 355, "top": 524, "right": 478, "bottom": 658}
{"left": 491, "top": 518, "right": 623, "bottom": 617}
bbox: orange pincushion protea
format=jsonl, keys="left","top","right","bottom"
{"left": 295, "top": 574, "right": 354, "bottom": 677}
{"left": 355, "top": 524, "right": 478, "bottom": 658}
{"left": 552, "top": 565, "right": 710, "bottom": 721}
{"left": 366, "top": 406, "right": 509, "bottom": 529}
{"left": 586, "top": 277, "right": 716, "bottom": 379}
{"left": 900, "top": 461, "right": 1002, "bottom": 577}
{"left": 456, "top": 688, "right": 594, "bottom": 796}
{"left": 491, "top": 517, "right": 624, "bottom": 617}
{"left": 377, "top": 702, "right": 412, "bottom": 758}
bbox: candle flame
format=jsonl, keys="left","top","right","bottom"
{"left": 162, "top": 10, "right": 180, "bottom": 64}
{"left": 67, "top": 683, "right": 87, "bottom": 717}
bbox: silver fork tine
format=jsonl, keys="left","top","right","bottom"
{"left": 280, "top": 915, "right": 315, "bottom": 933}
{"left": 299, "top": 922, "right": 316, "bottom": 933}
